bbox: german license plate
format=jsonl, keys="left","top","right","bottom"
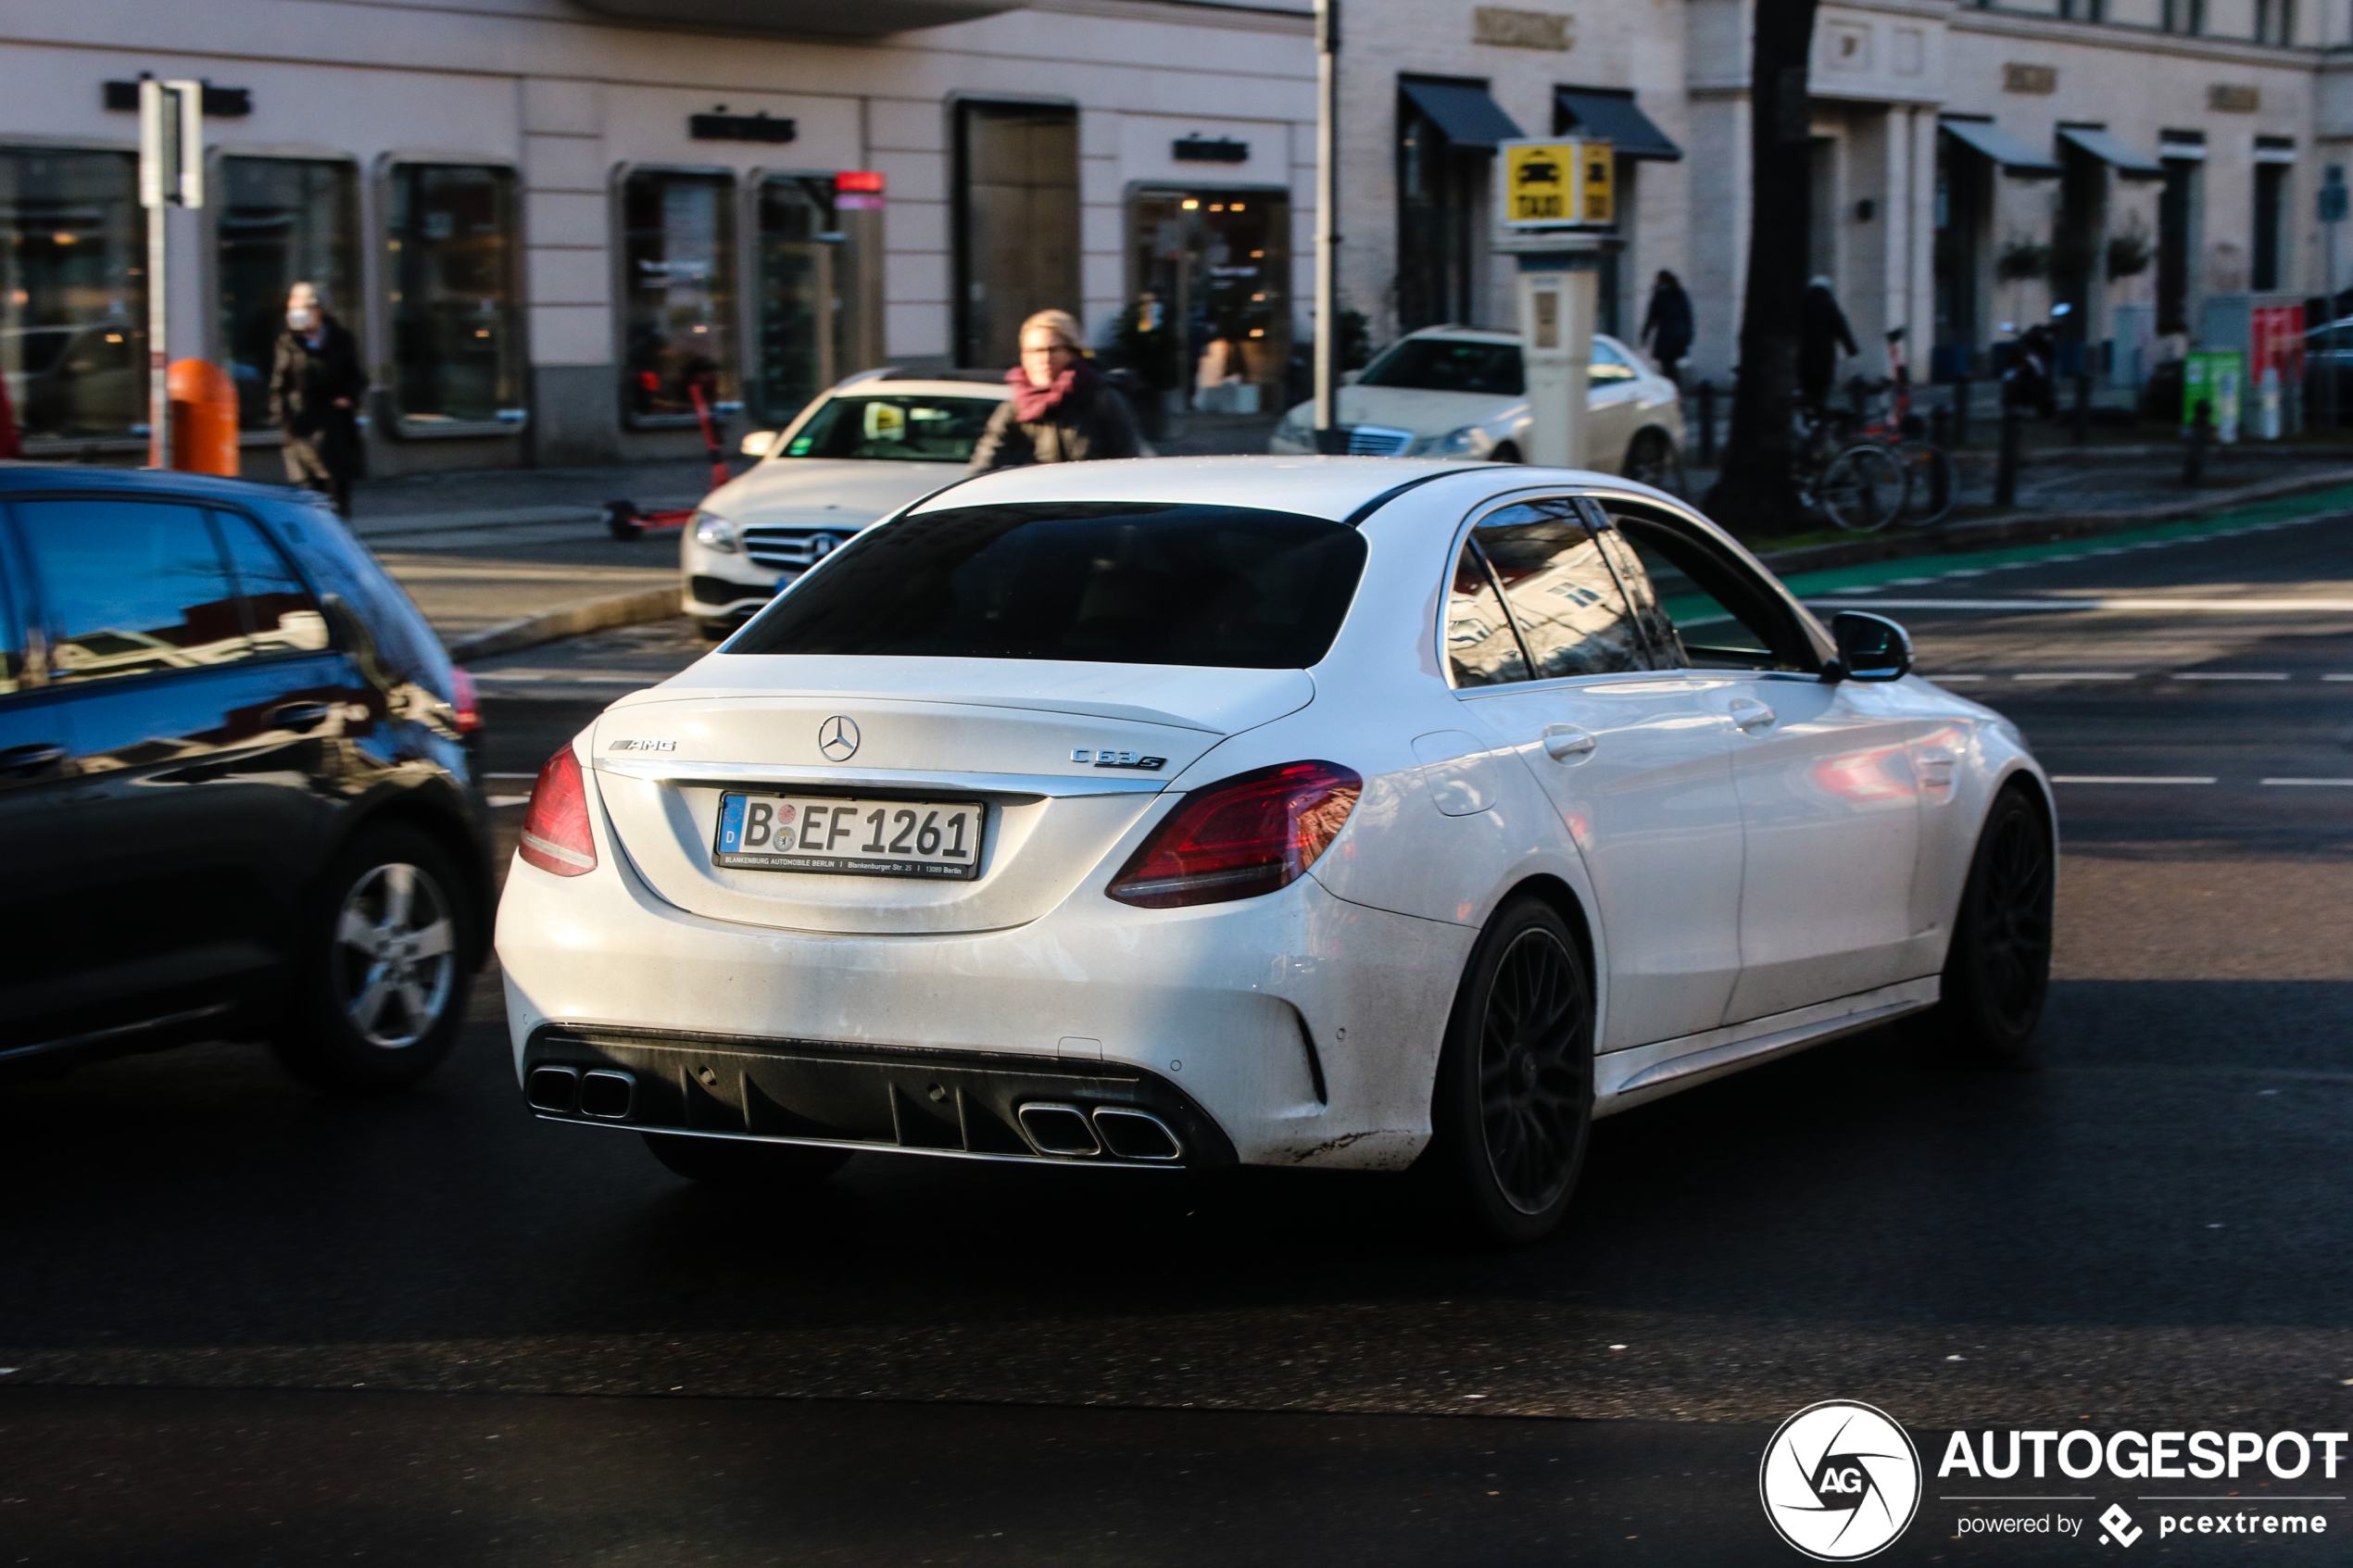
{"left": 713, "top": 793, "right": 984, "bottom": 880}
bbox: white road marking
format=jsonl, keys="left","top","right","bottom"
{"left": 2261, "top": 778, "right": 2353, "bottom": 786}
{"left": 1809, "top": 596, "right": 2353, "bottom": 611}
{"left": 2050, "top": 775, "right": 2217, "bottom": 784}
{"left": 1925, "top": 673, "right": 1989, "bottom": 683}
{"left": 2326, "top": 675, "right": 2353, "bottom": 683}
{"left": 2172, "top": 671, "right": 2289, "bottom": 681}
{"left": 2015, "top": 671, "right": 2135, "bottom": 682}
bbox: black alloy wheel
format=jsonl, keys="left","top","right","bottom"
{"left": 271, "top": 824, "right": 477, "bottom": 1093}
{"left": 643, "top": 1132, "right": 850, "bottom": 1189}
{"left": 1621, "top": 427, "right": 1685, "bottom": 495}
{"left": 1936, "top": 786, "right": 2055, "bottom": 1058}
{"left": 1428, "top": 897, "right": 1595, "bottom": 1244}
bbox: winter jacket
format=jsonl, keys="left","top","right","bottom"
{"left": 269, "top": 315, "right": 369, "bottom": 456}
{"left": 968, "top": 364, "right": 1144, "bottom": 471}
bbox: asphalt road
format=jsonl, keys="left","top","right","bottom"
{"left": 3, "top": 507, "right": 2349, "bottom": 1565}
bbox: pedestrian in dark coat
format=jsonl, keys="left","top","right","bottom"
{"left": 969, "top": 308, "right": 1144, "bottom": 471}
{"left": 1798, "top": 275, "right": 1859, "bottom": 414}
{"left": 1639, "top": 270, "right": 1693, "bottom": 386}
{"left": 270, "top": 282, "right": 368, "bottom": 514}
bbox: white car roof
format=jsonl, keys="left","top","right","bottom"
{"left": 830, "top": 379, "right": 1010, "bottom": 401}
{"left": 910, "top": 455, "right": 1672, "bottom": 524}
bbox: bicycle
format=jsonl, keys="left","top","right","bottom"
{"left": 1793, "top": 402, "right": 1907, "bottom": 533}
{"left": 1853, "top": 329, "right": 1957, "bottom": 529}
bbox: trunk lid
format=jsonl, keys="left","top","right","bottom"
{"left": 590, "top": 657, "right": 1314, "bottom": 935}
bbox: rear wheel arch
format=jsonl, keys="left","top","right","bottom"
{"left": 1497, "top": 873, "right": 1596, "bottom": 986}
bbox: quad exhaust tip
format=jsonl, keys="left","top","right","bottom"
{"left": 578, "top": 1069, "right": 635, "bottom": 1120}
{"left": 525, "top": 1065, "right": 581, "bottom": 1114}
{"left": 1014, "top": 1102, "right": 1184, "bottom": 1161}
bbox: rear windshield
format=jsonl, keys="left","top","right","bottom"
{"left": 726, "top": 501, "right": 1367, "bottom": 669}
{"left": 779, "top": 395, "right": 999, "bottom": 463}
{"left": 1357, "top": 338, "right": 1524, "bottom": 395}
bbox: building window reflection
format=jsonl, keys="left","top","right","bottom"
{"left": 387, "top": 163, "right": 522, "bottom": 430}
{"left": 1128, "top": 189, "right": 1290, "bottom": 415}
{"left": 622, "top": 169, "right": 736, "bottom": 424}
{"left": 754, "top": 176, "right": 837, "bottom": 428}
{"left": 0, "top": 148, "right": 144, "bottom": 442}
{"left": 219, "top": 157, "right": 359, "bottom": 432}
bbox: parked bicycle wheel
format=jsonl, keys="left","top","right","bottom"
{"left": 1897, "top": 441, "right": 1957, "bottom": 528}
{"left": 1817, "top": 443, "right": 1908, "bottom": 533}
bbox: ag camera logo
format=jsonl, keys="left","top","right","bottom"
{"left": 1760, "top": 1400, "right": 1922, "bottom": 1561}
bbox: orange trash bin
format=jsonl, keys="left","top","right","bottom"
{"left": 168, "top": 358, "right": 241, "bottom": 476}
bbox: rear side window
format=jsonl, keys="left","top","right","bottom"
{"left": 1473, "top": 503, "right": 1650, "bottom": 680}
{"left": 15, "top": 498, "right": 253, "bottom": 684}
{"left": 729, "top": 501, "right": 1368, "bottom": 669}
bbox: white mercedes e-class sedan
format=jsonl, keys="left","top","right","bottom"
{"left": 498, "top": 457, "right": 2054, "bottom": 1242}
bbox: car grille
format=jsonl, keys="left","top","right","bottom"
{"left": 1345, "top": 424, "right": 1416, "bottom": 458}
{"left": 741, "top": 523, "right": 858, "bottom": 573}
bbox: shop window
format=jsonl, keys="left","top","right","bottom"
{"left": 218, "top": 157, "right": 359, "bottom": 432}
{"left": 1396, "top": 94, "right": 1478, "bottom": 332}
{"left": 1127, "top": 190, "right": 1291, "bottom": 414}
{"left": 2254, "top": 163, "right": 2289, "bottom": 292}
{"left": 2158, "top": 157, "right": 2200, "bottom": 334}
{"left": 754, "top": 177, "right": 837, "bottom": 429}
{"left": 954, "top": 102, "right": 1079, "bottom": 370}
{"left": 0, "top": 148, "right": 144, "bottom": 441}
{"left": 622, "top": 169, "right": 737, "bottom": 423}
{"left": 387, "top": 164, "right": 522, "bottom": 430}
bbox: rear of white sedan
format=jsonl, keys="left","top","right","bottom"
{"left": 499, "top": 458, "right": 2052, "bottom": 1242}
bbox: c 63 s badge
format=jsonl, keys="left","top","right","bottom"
{"left": 1072, "top": 749, "right": 1165, "bottom": 771}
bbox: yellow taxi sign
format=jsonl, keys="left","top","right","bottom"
{"left": 1500, "top": 138, "right": 1613, "bottom": 230}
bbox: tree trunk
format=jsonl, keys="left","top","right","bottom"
{"left": 1705, "top": 0, "right": 1821, "bottom": 534}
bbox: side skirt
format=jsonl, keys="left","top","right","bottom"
{"left": 1592, "top": 976, "right": 1941, "bottom": 1116}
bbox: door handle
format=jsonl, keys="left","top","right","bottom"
{"left": 0, "top": 741, "right": 67, "bottom": 777}
{"left": 1541, "top": 724, "right": 1599, "bottom": 761}
{"left": 1729, "top": 698, "right": 1778, "bottom": 733}
{"left": 270, "top": 701, "right": 332, "bottom": 733}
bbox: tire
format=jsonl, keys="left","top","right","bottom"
{"left": 271, "top": 824, "right": 477, "bottom": 1093}
{"left": 1897, "top": 442, "right": 1957, "bottom": 528}
{"left": 1934, "top": 787, "right": 2055, "bottom": 1059}
{"left": 643, "top": 1132, "right": 850, "bottom": 1188}
{"left": 1425, "top": 897, "right": 1596, "bottom": 1245}
{"left": 1621, "top": 427, "right": 1685, "bottom": 495}
{"left": 1818, "top": 443, "right": 1907, "bottom": 533}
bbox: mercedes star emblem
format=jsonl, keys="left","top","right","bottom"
{"left": 818, "top": 715, "right": 861, "bottom": 762}
{"left": 810, "top": 532, "right": 841, "bottom": 558}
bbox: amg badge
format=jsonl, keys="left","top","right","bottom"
{"left": 608, "top": 738, "right": 676, "bottom": 752}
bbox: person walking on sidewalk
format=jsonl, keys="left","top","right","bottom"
{"left": 969, "top": 308, "right": 1144, "bottom": 472}
{"left": 1799, "top": 275, "right": 1859, "bottom": 417}
{"left": 270, "top": 282, "right": 368, "bottom": 514}
{"left": 1639, "top": 270, "right": 1693, "bottom": 387}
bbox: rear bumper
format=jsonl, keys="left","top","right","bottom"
{"left": 496, "top": 810, "right": 1471, "bottom": 1171}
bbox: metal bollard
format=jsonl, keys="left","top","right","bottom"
{"left": 2184, "top": 399, "right": 2211, "bottom": 486}
{"left": 2072, "top": 373, "right": 2091, "bottom": 445}
{"left": 1696, "top": 380, "right": 1717, "bottom": 469}
{"left": 1930, "top": 403, "right": 1951, "bottom": 447}
{"left": 1952, "top": 378, "right": 1972, "bottom": 446}
{"left": 1994, "top": 402, "right": 2021, "bottom": 506}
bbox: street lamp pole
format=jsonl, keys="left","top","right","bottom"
{"left": 1313, "top": 0, "right": 1340, "bottom": 450}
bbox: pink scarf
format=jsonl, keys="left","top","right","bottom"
{"left": 1007, "top": 360, "right": 1089, "bottom": 422}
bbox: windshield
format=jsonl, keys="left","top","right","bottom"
{"left": 727, "top": 501, "right": 1367, "bottom": 669}
{"left": 1358, "top": 338, "right": 1524, "bottom": 395}
{"left": 779, "top": 394, "right": 1000, "bottom": 463}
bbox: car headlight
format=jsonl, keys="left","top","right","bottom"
{"left": 691, "top": 509, "right": 739, "bottom": 554}
{"left": 1422, "top": 424, "right": 1491, "bottom": 457}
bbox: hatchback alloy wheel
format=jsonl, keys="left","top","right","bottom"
{"left": 332, "top": 861, "right": 459, "bottom": 1049}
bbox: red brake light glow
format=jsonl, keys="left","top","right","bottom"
{"left": 1107, "top": 761, "right": 1361, "bottom": 909}
{"left": 449, "top": 665, "right": 481, "bottom": 734}
{"left": 519, "top": 746, "right": 598, "bottom": 877}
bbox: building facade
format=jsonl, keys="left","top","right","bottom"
{"left": 0, "top": 0, "right": 1316, "bottom": 476}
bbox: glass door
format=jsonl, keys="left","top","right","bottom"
{"left": 1126, "top": 189, "right": 1290, "bottom": 414}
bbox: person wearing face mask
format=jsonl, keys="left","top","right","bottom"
{"left": 270, "top": 282, "right": 369, "bottom": 514}
{"left": 967, "top": 308, "right": 1144, "bottom": 472}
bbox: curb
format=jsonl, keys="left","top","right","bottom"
{"left": 1753, "top": 466, "right": 2353, "bottom": 577}
{"left": 445, "top": 586, "right": 681, "bottom": 664}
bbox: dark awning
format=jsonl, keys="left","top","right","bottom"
{"left": 1941, "top": 118, "right": 2060, "bottom": 178}
{"left": 1552, "top": 87, "right": 1681, "bottom": 161}
{"left": 2057, "top": 125, "right": 2167, "bottom": 181}
{"left": 1400, "top": 80, "right": 1525, "bottom": 151}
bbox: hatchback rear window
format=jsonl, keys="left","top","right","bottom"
{"left": 726, "top": 501, "right": 1367, "bottom": 669}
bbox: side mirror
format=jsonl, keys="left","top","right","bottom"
{"left": 739, "top": 430, "right": 777, "bottom": 458}
{"left": 1830, "top": 611, "right": 1912, "bottom": 683}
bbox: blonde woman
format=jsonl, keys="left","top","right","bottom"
{"left": 968, "top": 308, "right": 1145, "bottom": 471}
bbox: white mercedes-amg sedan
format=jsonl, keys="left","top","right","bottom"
{"left": 498, "top": 458, "right": 2053, "bottom": 1243}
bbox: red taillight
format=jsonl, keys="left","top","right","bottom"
{"left": 1107, "top": 761, "right": 1361, "bottom": 909}
{"left": 519, "top": 746, "right": 598, "bottom": 877}
{"left": 449, "top": 666, "right": 481, "bottom": 734}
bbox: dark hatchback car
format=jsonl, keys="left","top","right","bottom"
{"left": 0, "top": 466, "right": 492, "bottom": 1090}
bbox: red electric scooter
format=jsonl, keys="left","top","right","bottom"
{"left": 603, "top": 378, "right": 735, "bottom": 542}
